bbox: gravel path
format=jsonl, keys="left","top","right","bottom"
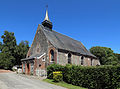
{"left": 0, "top": 72, "right": 66, "bottom": 89}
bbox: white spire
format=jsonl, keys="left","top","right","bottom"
{"left": 44, "top": 6, "right": 50, "bottom": 21}
{"left": 42, "top": 5, "right": 53, "bottom": 29}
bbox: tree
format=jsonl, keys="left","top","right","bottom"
{"left": 114, "top": 53, "right": 120, "bottom": 64}
{"left": 90, "top": 46, "right": 118, "bottom": 65}
{"left": 1, "top": 31, "right": 17, "bottom": 55}
{"left": 0, "top": 53, "right": 15, "bottom": 69}
{"left": 0, "top": 42, "right": 2, "bottom": 52}
{"left": 15, "top": 40, "right": 29, "bottom": 65}
{"left": 0, "top": 31, "right": 29, "bottom": 69}
{"left": 0, "top": 31, "right": 17, "bottom": 69}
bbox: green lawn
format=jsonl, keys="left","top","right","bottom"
{"left": 43, "top": 79, "right": 87, "bottom": 89}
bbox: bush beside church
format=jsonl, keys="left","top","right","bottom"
{"left": 47, "top": 63, "right": 120, "bottom": 89}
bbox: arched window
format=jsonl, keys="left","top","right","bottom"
{"left": 91, "top": 58, "right": 93, "bottom": 66}
{"left": 50, "top": 50, "right": 54, "bottom": 62}
{"left": 81, "top": 56, "right": 84, "bottom": 65}
{"left": 68, "top": 53, "right": 71, "bottom": 64}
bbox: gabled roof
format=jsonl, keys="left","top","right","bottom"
{"left": 40, "top": 25, "right": 96, "bottom": 58}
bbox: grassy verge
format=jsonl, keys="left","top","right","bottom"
{"left": 43, "top": 79, "right": 87, "bottom": 89}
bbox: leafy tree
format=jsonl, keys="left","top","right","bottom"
{"left": 90, "top": 46, "right": 118, "bottom": 65}
{"left": 0, "top": 31, "right": 29, "bottom": 69}
{"left": 0, "top": 42, "right": 2, "bottom": 53}
{"left": 0, "top": 53, "right": 15, "bottom": 69}
{"left": 0, "top": 31, "right": 17, "bottom": 69}
{"left": 15, "top": 40, "right": 29, "bottom": 65}
{"left": 114, "top": 53, "right": 120, "bottom": 64}
{"left": 1, "top": 31, "right": 17, "bottom": 55}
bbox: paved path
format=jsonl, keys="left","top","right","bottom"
{"left": 0, "top": 72, "right": 66, "bottom": 89}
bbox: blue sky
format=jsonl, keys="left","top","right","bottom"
{"left": 0, "top": 0, "right": 120, "bottom": 53}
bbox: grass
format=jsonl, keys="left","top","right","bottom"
{"left": 43, "top": 79, "right": 87, "bottom": 89}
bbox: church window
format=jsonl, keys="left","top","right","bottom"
{"left": 68, "top": 53, "right": 71, "bottom": 64}
{"left": 91, "top": 58, "right": 93, "bottom": 66}
{"left": 81, "top": 56, "right": 84, "bottom": 65}
{"left": 50, "top": 50, "right": 54, "bottom": 62}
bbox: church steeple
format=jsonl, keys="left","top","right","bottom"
{"left": 42, "top": 6, "right": 53, "bottom": 30}
{"left": 44, "top": 9, "right": 50, "bottom": 21}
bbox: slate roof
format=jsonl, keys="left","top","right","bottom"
{"left": 40, "top": 25, "right": 96, "bottom": 58}
{"left": 21, "top": 53, "right": 43, "bottom": 61}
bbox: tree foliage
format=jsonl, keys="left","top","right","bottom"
{"left": 0, "top": 53, "right": 15, "bottom": 69}
{"left": 90, "top": 46, "right": 118, "bottom": 65}
{"left": 114, "top": 53, "right": 120, "bottom": 63}
{"left": 0, "top": 31, "right": 17, "bottom": 69}
{"left": 0, "top": 31, "right": 29, "bottom": 69}
{"left": 15, "top": 40, "right": 29, "bottom": 65}
{"left": 0, "top": 42, "right": 2, "bottom": 52}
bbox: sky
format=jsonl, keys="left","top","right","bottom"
{"left": 0, "top": 0, "right": 120, "bottom": 53}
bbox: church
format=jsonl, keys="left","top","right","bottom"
{"left": 21, "top": 9, "right": 100, "bottom": 75}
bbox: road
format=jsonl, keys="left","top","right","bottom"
{"left": 0, "top": 72, "right": 66, "bottom": 89}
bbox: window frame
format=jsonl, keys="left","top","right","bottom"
{"left": 81, "top": 56, "right": 84, "bottom": 65}
{"left": 68, "top": 53, "right": 72, "bottom": 64}
{"left": 49, "top": 49, "right": 55, "bottom": 62}
{"left": 91, "top": 58, "right": 93, "bottom": 66}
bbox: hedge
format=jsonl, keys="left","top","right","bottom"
{"left": 53, "top": 71, "right": 63, "bottom": 82}
{"left": 47, "top": 64, "right": 120, "bottom": 89}
{"left": 47, "top": 63, "right": 64, "bottom": 79}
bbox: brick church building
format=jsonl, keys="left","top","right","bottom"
{"left": 21, "top": 9, "right": 100, "bottom": 75}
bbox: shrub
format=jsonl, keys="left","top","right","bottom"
{"left": 53, "top": 71, "right": 63, "bottom": 82}
{"left": 65, "top": 65, "right": 120, "bottom": 89}
{"left": 47, "top": 64, "right": 120, "bottom": 89}
{"left": 47, "top": 63, "right": 64, "bottom": 79}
